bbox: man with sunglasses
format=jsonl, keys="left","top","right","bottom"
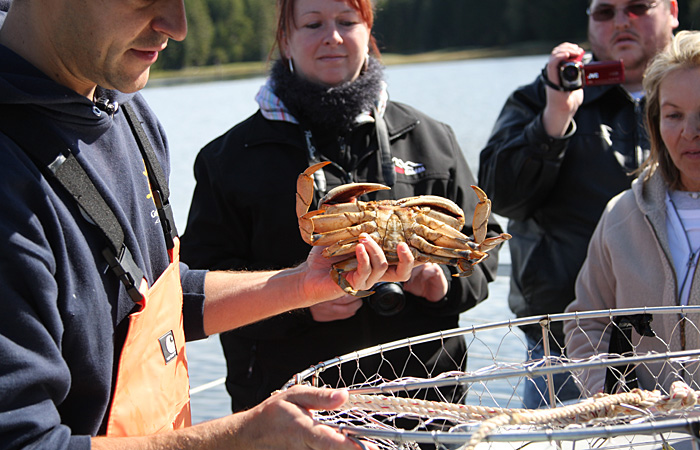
{"left": 479, "top": 0, "right": 678, "bottom": 409}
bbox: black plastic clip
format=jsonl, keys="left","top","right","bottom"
{"left": 152, "top": 189, "right": 177, "bottom": 250}
{"left": 102, "top": 245, "right": 145, "bottom": 303}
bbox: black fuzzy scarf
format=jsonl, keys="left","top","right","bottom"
{"left": 271, "top": 57, "right": 384, "bottom": 134}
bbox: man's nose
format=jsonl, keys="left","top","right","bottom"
{"left": 153, "top": 0, "right": 188, "bottom": 42}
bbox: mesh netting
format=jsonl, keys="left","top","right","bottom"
{"left": 283, "top": 306, "right": 700, "bottom": 450}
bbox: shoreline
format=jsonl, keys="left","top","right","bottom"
{"left": 147, "top": 41, "right": 555, "bottom": 88}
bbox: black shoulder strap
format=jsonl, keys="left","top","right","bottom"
{"left": 121, "top": 102, "right": 177, "bottom": 249}
{"left": 373, "top": 106, "right": 395, "bottom": 187}
{"left": 0, "top": 103, "right": 172, "bottom": 302}
{"left": 604, "top": 313, "right": 656, "bottom": 393}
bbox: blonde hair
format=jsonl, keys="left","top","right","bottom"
{"left": 640, "top": 31, "right": 700, "bottom": 188}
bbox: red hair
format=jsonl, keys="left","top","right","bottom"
{"left": 272, "top": 0, "right": 380, "bottom": 61}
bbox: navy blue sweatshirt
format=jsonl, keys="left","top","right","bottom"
{"left": 0, "top": 18, "right": 207, "bottom": 450}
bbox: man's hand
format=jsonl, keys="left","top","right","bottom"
{"left": 311, "top": 251, "right": 446, "bottom": 320}
{"left": 543, "top": 42, "right": 585, "bottom": 137}
{"left": 236, "top": 386, "right": 379, "bottom": 450}
{"left": 92, "top": 386, "right": 378, "bottom": 450}
{"left": 302, "top": 234, "right": 415, "bottom": 304}
{"left": 201, "top": 234, "right": 415, "bottom": 335}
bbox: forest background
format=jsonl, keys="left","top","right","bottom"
{"left": 154, "top": 0, "right": 700, "bottom": 79}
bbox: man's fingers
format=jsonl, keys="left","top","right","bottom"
{"left": 280, "top": 385, "right": 348, "bottom": 410}
{"left": 267, "top": 387, "right": 380, "bottom": 449}
{"left": 393, "top": 242, "right": 415, "bottom": 281}
{"left": 345, "top": 234, "right": 388, "bottom": 290}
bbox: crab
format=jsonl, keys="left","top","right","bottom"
{"left": 297, "top": 161, "right": 511, "bottom": 297}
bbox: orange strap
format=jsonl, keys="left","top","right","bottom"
{"left": 106, "top": 238, "right": 191, "bottom": 436}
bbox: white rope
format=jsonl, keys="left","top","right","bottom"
{"left": 337, "top": 381, "right": 700, "bottom": 450}
{"left": 190, "top": 376, "right": 225, "bottom": 395}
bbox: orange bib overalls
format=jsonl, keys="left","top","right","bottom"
{"left": 0, "top": 102, "right": 191, "bottom": 437}
{"left": 106, "top": 238, "right": 191, "bottom": 436}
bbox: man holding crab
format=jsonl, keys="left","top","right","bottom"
{"left": 0, "top": 0, "right": 408, "bottom": 448}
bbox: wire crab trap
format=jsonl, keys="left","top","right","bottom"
{"left": 283, "top": 306, "right": 700, "bottom": 450}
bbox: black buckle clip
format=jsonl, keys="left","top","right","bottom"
{"left": 152, "top": 189, "right": 178, "bottom": 250}
{"left": 102, "top": 245, "right": 145, "bottom": 303}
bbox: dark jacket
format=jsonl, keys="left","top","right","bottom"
{"left": 478, "top": 73, "right": 648, "bottom": 342}
{"left": 0, "top": 44, "right": 207, "bottom": 448}
{"left": 181, "top": 100, "right": 504, "bottom": 411}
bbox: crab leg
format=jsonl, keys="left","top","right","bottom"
{"left": 298, "top": 210, "right": 324, "bottom": 244}
{"left": 398, "top": 195, "right": 466, "bottom": 230}
{"left": 478, "top": 233, "right": 512, "bottom": 253}
{"left": 309, "top": 210, "right": 375, "bottom": 233}
{"left": 330, "top": 258, "right": 375, "bottom": 298}
{"left": 418, "top": 210, "right": 465, "bottom": 232}
{"left": 321, "top": 231, "right": 385, "bottom": 258}
{"left": 409, "top": 223, "right": 475, "bottom": 250}
{"left": 413, "top": 216, "right": 474, "bottom": 249}
{"left": 407, "top": 235, "right": 477, "bottom": 260}
{"left": 312, "top": 221, "right": 379, "bottom": 246}
{"left": 467, "top": 187, "right": 512, "bottom": 252}
{"left": 406, "top": 252, "right": 480, "bottom": 277}
{"left": 322, "top": 241, "right": 359, "bottom": 258}
{"left": 297, "top": 162, "right": 332, "bottom": 245}
{"left": 471, "top": 185, "right": 491, "bottom": 245}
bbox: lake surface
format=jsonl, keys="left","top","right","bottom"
{"left": 141, "top": 54, "right": 550, "bottom": 423}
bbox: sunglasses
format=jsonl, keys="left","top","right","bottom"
{"left": 587, "top": 1, "right": 658, "bottom": 22}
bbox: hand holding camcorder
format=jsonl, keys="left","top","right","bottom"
{"left": 558, "top": 54, "right": 625, "bottom": 91}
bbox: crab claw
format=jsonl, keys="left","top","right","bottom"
{"left": 471, "top": 185, "right": 491, "bottom": 245}
{"left": 319, "top": 182, "right": 390, "bottom": 206}
{"left": 296, "top": 161, "right": 332, "bottom": 219}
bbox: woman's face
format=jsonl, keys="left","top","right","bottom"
{"left": 659, "top": 67, "right": 700, "bottom": 191}
{"left": 282, "top": 0, "right": 371, "bottom": 86}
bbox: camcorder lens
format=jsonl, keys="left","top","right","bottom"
{"left": 560, "top": 65, "right": 580, "bottom": 83}
{"left": 366, "top": 282, "right": 405, "bottom": 316}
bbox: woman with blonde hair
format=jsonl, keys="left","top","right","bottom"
{"left": 565, "top": 30, "right": 700, "bottom": 396}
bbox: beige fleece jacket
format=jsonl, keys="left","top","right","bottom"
{"left": 564, "top": 168, "right": 700, "bottom": 396}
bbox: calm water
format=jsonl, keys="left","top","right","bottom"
{"left": 141, "top": 54, "right": 549, "bottom": 423}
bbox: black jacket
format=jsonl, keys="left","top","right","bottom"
{"left": 181, "top": 100, "right": 505, "bottom": 411}
{"left": 479, "top": 74, "right": 648, "bottom": 342}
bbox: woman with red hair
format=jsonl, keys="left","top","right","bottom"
{"left": 181, "top": 0, "right": 506, "bottom": 413}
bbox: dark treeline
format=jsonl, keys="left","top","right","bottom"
{"left": 155, "top": 0, "right": 700, "bottom": 71}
